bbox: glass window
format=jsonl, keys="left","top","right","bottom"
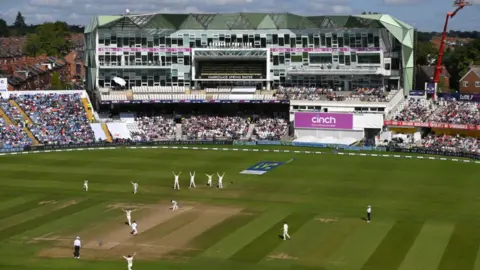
{"left": 261, "top": 38, "right": 266, "bottom": 48}
{"left": 160, "top": 36, "right": 165, "bottom": 45}
{"left": 351, "top": 52, "right": 356, "bottom": 62}
{"left": 291, "top": 55, "right": 302, "bottom": 62}
{"left": 314, "top": 37, "right": 320, "bottom": 47}
{"left": 166, "top": 37, "right": 171, "bottom": 46}
{"left": 272, "top": 34, "right": 278, "bottom": 44}
{"left": 374, "top": 36, "right": 380, "bottom": 47}
{"left": 284, "top": 34, "right": 290, "bottom": 44}
{"left": 338, "top": 37, "right": 344, "bottom": 47}
{"left": 273, "top": 55, "right": 279, "bottom": 65}
{"left": 178, "top": 38, "right": 184, "bottom": 46}
{"left": 302, "top": 37, "right": 308, "bottom": 47}
{"left": 339, "top": 54, "right": 345, "bottom": 64}
{"left": 368, "top": 33, "right": 374, "bottom": 44}
{"left": 184, "top": 56, "right": 190, "bottom": 65}
{"left": 279, "top": 55, "right": 285, "bottom": 64}
{"left": 321, "top": 34, "right": 325, "bottom": 46}
{"left": 357, "top": 54, "right": 381, "bottom": 64}
{"left": 172, "top": 38, "right": 177, "bottom": 45}
{"left": 279, "top": 37, "right": 284, "bottom": 46}
{"left": 326, "top": 37, "right": 331, "bottom": 47}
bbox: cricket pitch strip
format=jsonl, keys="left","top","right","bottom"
{"left": 35, "top": 202, "right": 242, "bottom": 260}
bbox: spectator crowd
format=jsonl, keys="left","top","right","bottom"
{"left": 12, "top": 93, "right": 95, "bottom": 145}
{"left": 253, "top": 118, "right": 288, "bottom": 140}
{"left": 276, "top": 86, "right": 390, "bottom": 102}
{"left": 391, "top": 98, "right": 480, "bottom": 126}
{"left": 182, "top": 116, "right": 248, "bottom": 140}
{"left": 420, "top": 134, "right": 479, "bottom": 154}
{"left": 130, "top": 115, "right": 176, "bottom": 141}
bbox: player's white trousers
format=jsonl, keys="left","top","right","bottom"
{"left": 174, "top": 181, "right": 180, "bottom": 189}
{"left": 283, "top": 231, "right": 290, "bottom": 240}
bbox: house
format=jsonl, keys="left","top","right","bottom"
{"left": 415, "top": 65, "right": 451, "bottom": 92}
{"left": 7, "top": 56, "right": 69, "bottom": 90}
{"left": 459, "top": 66, "right": 480, "bottom": 94}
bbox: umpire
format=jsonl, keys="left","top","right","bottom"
{"left": 73, "top": 236, "right": 81, "bottom": 259}
{"left": 366, "top": 205, "right": 372, "bottom": 223}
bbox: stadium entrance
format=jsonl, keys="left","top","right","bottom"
{"left": 192, "top": 49, "right": 269, "bottom": 90}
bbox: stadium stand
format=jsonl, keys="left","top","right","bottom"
{"left": 420, "top": 134, "right": 479, "bottom": 153}
{"left": 253, "top": 118, "right": 289, "bottom": 140}
{"left": 128, "top": 114, "right": 176, "bottom": 141}
{"left": 391, "top": 98, "right": 436, "bottom": 122}
{"left": 182, "top": 116, "right": 249, "bottom": 140}
{"left": 429, "top": 100, "right": 480, "bottom": 125}
{"left": 12, "top": 93, "right": 96, "bottom": 145}
{"left": 0, "top": 116, "right": 33, "bottom": 148}
{"left": 276, "top": 86, "right": 396, "bottom": 102}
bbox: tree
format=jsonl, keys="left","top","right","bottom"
{"left": 24, "top": 21, "right": 72, "bottom": 57}
{"left": 50, "top": 72, "right": 62, "bottom": 90}
{"left": 13, "top": 12, "right": 26, "bottom": 28}
{"left": 416, "top": 41, "right": 437, "bottom": 65}
{"left": 443, "top": 38, "right": 480, "bottom": 90}
{"left": 0, "top": 18, "right": 9, "bottom": 37}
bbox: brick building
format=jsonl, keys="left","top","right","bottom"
{"left": 415, "top": 65, "right": 451, "bottom": 92}
{"left": 459, "top": 66, "right": 480, "bottom": 94}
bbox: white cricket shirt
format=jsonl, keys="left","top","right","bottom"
{"left": 367, "top": 207, "right": 371, "bottom": 213}
{"left": 131, "top": 223, "right": 137, "bottom": 230}
{"left": 125, "top": 257, "right": 133, "bottom": 266}
{"left": 74, "top": 239, "right": 81, "bottom": 247}
{"left": 283, "top": 224, "right": 289, "bottom": 231}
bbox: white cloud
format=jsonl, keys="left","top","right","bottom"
{"left": 6, "top": 0, "right": 355, "bottom": 25}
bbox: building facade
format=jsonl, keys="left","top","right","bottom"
{"left": 85, "top": 13, "right": 414, "bottom": 93}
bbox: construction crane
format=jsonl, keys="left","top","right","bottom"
{"left": 433, "top": 0, "right": 471, "bottom": 86}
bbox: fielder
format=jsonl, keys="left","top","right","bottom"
{"left": 217, "top": 172, "right": 225, "bottom": 189}
{"left": 173, "top": 171, "right": 181, "bottom": 190}
{"left": 83, "top": 180, "right": 88, "bottom": 191}
{"left": 366, "top": 205, "right": 372, "bottom": 223}
{"left": 282, "top": 222, "right": 290, "bottom": 240}
{"left": 189, "top": 171, "right": 196, "bottom": 188}
{"left": 205, "top": 173, "right": 213, "bottom": 187}
{"left": 131, "top": 181, "right": 138, "bottom": 194}
{"left": 171, "top": 200, "right": 179, "bottom": 211}
{"left": 130, "top": 221, "right": 138, "bottom": 236}
{"left": 123, "top": 209, "right": 133, "bottom": 226}
{"left": 123, "top": 252, "right": 136, "bottom": 270}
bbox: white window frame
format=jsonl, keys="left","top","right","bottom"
{"left": 463, "top": 81, "right": 468, "bottom": 87}
{"left": 475, "top": 81, "right": 480, "bottom": 88}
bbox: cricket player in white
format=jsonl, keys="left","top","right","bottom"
{"left": 131, "top": 181, "right": 138, "bottom": 194}
{"left": 130, "top": 221, "right": 138, "bottom": 235}
{"left": 189, "top": 171, "right": 196, "bottom": 188}
{"left": 217, "top": 172, "right": 225, "bottom": 188}
{"left": 282, "top": 222, "right": 290, "bottom": 240}
{"left": 83, "top": 180, "right": 88, "bottom": 191}
{"left": 123, "top": 252, "right": 136, "bottom": 270}
{"left": 171, "top": 200, "right": 178, "bottom": 211}
{"left": 205, "top": 174, "right": 213, "bottom": 187}
{"left": 123, "top": 209, "right": 133, "bottom": 226}
{"left": 367, "top": 205, "right": 372, "bottom": 223}
{"left": 173, "top": 171, "right": 181, "bottom": 190}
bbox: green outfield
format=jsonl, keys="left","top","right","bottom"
{"left": 0, "top": 146, "right": 478, "bottom": 270}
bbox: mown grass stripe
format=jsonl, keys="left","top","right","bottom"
{"left": 169, "top": 210, "right": 259, "bottom": 258}
{"left": 131, "top": 209, "right": 201, "bottom": 243}
{"left": 0, "top": 199, "right": 101, "bottom": 241}
{"left": 473, "top": 243, "right": 480, "bottom": 270}
{"left": 0, "top": 199, "right": 83, "bottom": 230}
{"left": 201, "top": 210, "right": 289, "bottom": 259}
{"left": 0, "top": 196, "right": 40, "bottom": 211}
{"left": 0, "top": 196, "right": 61, "bottom": 221}
{"left": 229, "top": 212, "right": 313, "bottom": 263}
{"left": 438, "top": 222, "right": 480, "bottom": 270}
{"left": 361, "top": 221, "right": 423, "bottom": 270}
{"left": 14, "top": 202, "right": 116, "bottom": 239}
{"left": 398, "top": 222, "right": 454, "bottom": 270}
{"left": 325, "top": 220, "right": 395, "bottom": 270}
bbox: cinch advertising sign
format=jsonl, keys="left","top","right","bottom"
{"left": 294, "top": 112, "right": 354, "bottom": 130}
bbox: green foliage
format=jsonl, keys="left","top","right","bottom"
{"left": 49, "top": 71, "right": 66, "bottom": 90}
{"left": 13, "top": 12, "right": 26, "bottom": 28}
{"left": 24, "top": 21, "right": 72, "bottom": 57}
{"left": 416, "top": 41, "right": 437, "bottom": 65}
{"left": 443, "top": 38, "right": 480, "bottom": 89}
{"left": 0, "top": 18, "right": 9, "bottom": 37}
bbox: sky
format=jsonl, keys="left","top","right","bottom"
{"left": 0, "top": 0, "right": 479, "bottom": 31}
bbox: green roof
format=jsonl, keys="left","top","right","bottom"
{"left": 87, "top": 13, "right": 412, "bottom": 32}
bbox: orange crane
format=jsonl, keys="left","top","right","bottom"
{"left": 433, "top": 0, "right": 471, "bottom": 91}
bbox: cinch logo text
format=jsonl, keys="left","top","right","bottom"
{"left": 312, "top": 116, "right": 336, "bottom": 124}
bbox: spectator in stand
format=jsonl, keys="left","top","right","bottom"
{"left": 420, "top": 134, "right": 479, "bottom": 154}
{"left": 131, "top": 115, "right": 176, "bottom": 141}
{"left": 393, "top": 98, "right": 436, "bottom": 122}
{"left": 275, "top": 86, "right": 389, "bottom": 102}
{"left": 429, "top": 100, "right": 480, "bottom": 125}
{"left": 253, "top": 118, "right": 288, "bottom": 140}
{"left": 0, "top": 117, "right": 33, "bottom": 148}
{"left": 182, "top": 116, "right": 248, "bottom": 140}
{"left": 12, "top": 93, "right": 95, "bottom": 145}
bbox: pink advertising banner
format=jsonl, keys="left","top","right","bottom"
{"left": 294, "top": 112, "right": 354, "bottom": 130}
{"left": 270, "top": 47, "right": 380, "bottom": 53}
{"left": 97, "top": 47, "right": 192, "bottom": 52}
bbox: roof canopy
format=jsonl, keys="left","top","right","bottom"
{"left": 86, "top": 13, "right": 411, "bottom": 33}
